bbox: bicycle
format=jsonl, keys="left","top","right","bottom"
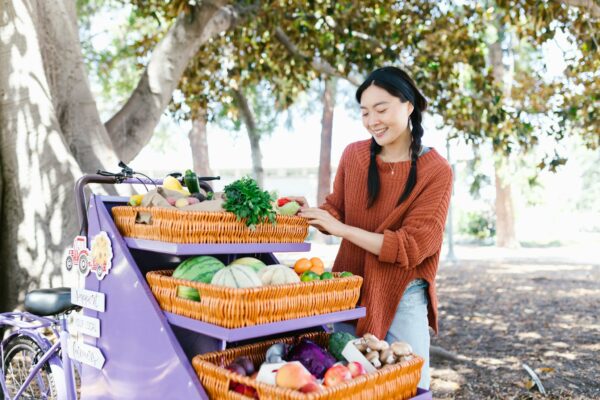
{"left": 1, "top": 163, "right": 220, "bottom": 400}
{"left": 0, "top": 288, "right": 80, "bottom": 400}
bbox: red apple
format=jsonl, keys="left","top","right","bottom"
{"left": 275, "top": 362, "right": 314, "bottom": 390}
{"left": 299, "top": 380, "right": 323, "bottom": 393}
{"left": 234, "top": 384, "right": 257, "bottom": 397}
{"left": 323, "top": 364, "right": 352, "bottom": 386}
{"left": 347, "top": 361, "right": 367, "bottom": 378}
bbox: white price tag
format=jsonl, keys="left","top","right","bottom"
{"left": 70, "top": 314, "right": 101, "bottom": 338}
{"left": 71, "top": 288, "right": 105, "bottom": 312}
{"left": 68, "top": 338, "right": 105, "bottom": 370}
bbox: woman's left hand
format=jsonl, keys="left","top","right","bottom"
{"left": 298, "top": 208, "right": 346, "bottom": 237}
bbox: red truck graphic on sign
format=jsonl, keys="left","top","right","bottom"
{"left": 65, "top": 236, "right": 91, "bottom": 275}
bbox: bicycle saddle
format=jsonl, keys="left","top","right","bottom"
{"left": 24, "top": 288, "right": 77, "bottom": 316}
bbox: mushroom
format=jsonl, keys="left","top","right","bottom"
{"left": 390, "top": 342, "right": 413, "bottom": 357}
{"left": 365, "top": 350, "right": 382, "bottom": 368}
{"left": 365, "top": 336, "right": 387, "bottom": 351}
{"left": 353, "top": 338, "right": 368, "bottom": 352}
{"left": 380, "top": 347, "right": 397, "bottom": 365}
{"left": 362, "top": 333, "right": 379, "bottom": 342}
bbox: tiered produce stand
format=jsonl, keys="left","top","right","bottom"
{"left": 74, "top": 176, "right": 432, "bottom": 399}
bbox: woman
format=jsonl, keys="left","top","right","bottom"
{"left": 296, "top": 66, "right": 453, "bottom": 389}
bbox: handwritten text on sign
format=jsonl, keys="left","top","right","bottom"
{"left": 71, "top": 288, "right": 105, "bottom": 312}
{"left": 70, "top": 314, "right": 101, "bottom": 338}
{"left": 68, "top": 338, "right": 105, "bottom": 370}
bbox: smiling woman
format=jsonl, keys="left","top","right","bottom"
{"left": 297, "top": 66, "right": 453, "bottom": 390}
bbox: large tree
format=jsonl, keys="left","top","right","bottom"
{"left": 0, "top": 0, "right": 245, "bottom": 311}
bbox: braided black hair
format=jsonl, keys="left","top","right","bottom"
{"left": 356, "top": 66, "right": 427, "bottom": 208}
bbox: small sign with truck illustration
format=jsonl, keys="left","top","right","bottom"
{"left": 65, "top": 236, "right": 91, "bottom": 276}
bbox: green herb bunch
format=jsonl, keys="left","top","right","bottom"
{"left": 223, "top": 176, "right": 276, "bottom": 228}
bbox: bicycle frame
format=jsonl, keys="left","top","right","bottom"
{"left": 0, "top": 313, "right": 77, "bottom": 400}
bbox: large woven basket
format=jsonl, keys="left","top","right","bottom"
{"left": 193, "top": 331, "right": 423, "bottom": 400}
{"left": 146, "top": 270, "right": 362, "bottom": 328}
{"left": 111, "top": 206, "right": 309, "bottom": 243}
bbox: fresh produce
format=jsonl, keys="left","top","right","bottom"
{"left": 223, "top": 176, "right": 276, "bottom": 227}
{"left": 275, "top": 362, "right": 315, "bottom": 390}
{"left": 323, "top": 364, "right": 352, "bottom": 386}
{"left": 128, "top": 194, "right": 143, "bottom": 206}
{"left": 285, "top": 339, "right": 336, "bottom": 379}
{"left": 163, "top": 176, "right": 190, "bottom": 196}
{"left": 225, "top": 359, "right": 257, "bottom": 398}
{"left": 229, "top": 257, "right": 266, "bottom": 273}
{"left": 173, "top": 256, "right": 225, "bottom": 301}
{"left": 328, "top": 332, "right": 357, "bottom": 361}
{"left": 293, "top": 257, "right": 325, "bottom": 275}
{"left": 187, "top": 196, "right": 200, "bottom": 205}
{"left": 352, "top": 333, "right": 414, "bottom": 369}
{"left": 276, "top": 197, "right": 293, "bottom": 207}
{"left": 299, "top": 380, "right": 323, "bottom": 393}
{"left": 277, "top": 199, "right": 301, "bottom": 216}
{"left": 340, "top": 271, "right": 354, "bottom": 278}
{"left": 183, "top": 169, "right": 201, "bottom": 194}
{"left": 190, "top": 192, "right": 206, "bottom": 202}
{"left": 257, "top": 265, "right": 301, "bottom": 286}
{"left": 232, "top": 356, "right": 255, "bottom": 376}
{"left": 320, "top": 272, "right": 333, "bottom": 280}
{"left": 211, "top": 265, "right": 262, "bottom": 288}
{"left": 265, "top": 343, "right": 289, "bottom": 363}
{"left": 347, "top": 361, "right": 367, "bottom": 378}
{"left": 175, "top": 198, "right": 189, "bottom": 208}
{"left": 300, "top": 271, "right": 320, "bottom": 282}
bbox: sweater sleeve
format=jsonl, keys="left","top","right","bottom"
{"left": 319, "top": 146, "right": 349, "bottom": 222}
{"left": 378, "top": 163, "right": 453, "bottom": 268}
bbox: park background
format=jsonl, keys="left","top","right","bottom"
{"left": 1, "top": 1, "right": 599, "bottom": 398}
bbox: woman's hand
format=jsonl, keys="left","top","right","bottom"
{"left": 299, "top": 207, "right": 346, "bottom": 237}
{"left": 285, "top": 196, "right": 309, "bottom": 209}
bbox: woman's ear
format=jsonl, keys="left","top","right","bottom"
{"left": 407, "top": 102, "right": 415, "bottom": 116}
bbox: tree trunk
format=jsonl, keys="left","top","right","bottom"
{"left": 494, "top": 155, "right": 519, "bottom": 247}
{"left": 232, "top": 89, "right": 264, "bottom": 188}
{"left": 317, "top": 78, "right": 336, "bottom": 206}
{"left": 104, "top": 0, "right": 235, "bottom": 163}
{"left": 188, "top": 112, "right": 212, "bottom": 177}
{"left": 0, "top": 0, "right": 241, "bottom": 311}
{"left": 489, "top": 28, "right": 519, "bottom": 248}
{"left": 0, "top": 0, "right": 83, "bottom": 311}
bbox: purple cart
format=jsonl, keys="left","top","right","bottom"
{"left": 76, "top": 183, "right": 431, "bottom": 399}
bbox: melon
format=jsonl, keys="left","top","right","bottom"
{"left": 173, "top": 256, "right": 225, "bottom": 301}
{"left": 229, "top": 257, "right": 266, "bottom": 273}
{"left": 258, "top": 264, "right": 301, "bottom": 286}
{"left": 211, "top": 265, "right": 262, "bottom": 288}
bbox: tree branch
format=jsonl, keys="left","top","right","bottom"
{"left": 561, "top": 0, "right": 600, "bottom": 18}
{"left": 104, "top": 1, "right": 246, "bottom": 163}
{"left": 274, "top": 27, "right": 362, "bottom": 86}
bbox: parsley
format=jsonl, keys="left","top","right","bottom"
{"left": 223, "top": 177, "right": 276, "bottom": 228}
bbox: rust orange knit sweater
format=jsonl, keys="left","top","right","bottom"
{"left": 320, "top": 139, "right": 453, "bottom": 339}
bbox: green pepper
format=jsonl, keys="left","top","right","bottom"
{"left": 183, "top": 170, "right": 201, "bottom": 194}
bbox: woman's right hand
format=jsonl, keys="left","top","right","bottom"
{"left": 285, "top": 196, "right": 309, "bottom": 209}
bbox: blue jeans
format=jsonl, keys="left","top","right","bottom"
{"left": 333, "top": 286, "right": 430, "bottom": 390}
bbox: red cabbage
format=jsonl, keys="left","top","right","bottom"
{"left": 285, "top": 339, "right": 336, "bottom": 379}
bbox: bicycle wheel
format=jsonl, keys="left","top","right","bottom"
{"left": 2, "top": 336, "right": 57, "bottom": 400}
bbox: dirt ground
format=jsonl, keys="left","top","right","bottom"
{"left": 431, "top": 258, "right": 600, "bottom": 399}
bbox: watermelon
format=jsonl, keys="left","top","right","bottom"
{"left": 211, "top": 265, "right": 262, "bottom": 288}
{"left": 229, "top": 257, "right": 266, "bottom": 273}
{"left": 173, "top": 256, "right": 225, "bottom": 301}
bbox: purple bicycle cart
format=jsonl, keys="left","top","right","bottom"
{"left": 75, "top": 179, "right": 432, "bottom": 399}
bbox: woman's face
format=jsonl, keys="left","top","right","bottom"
{"left": 360, "top": 84, "right": 414, "bottom": 147}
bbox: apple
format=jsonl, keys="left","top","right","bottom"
{"left": 299, "top": 380, "right": 323, "bottom": 393}
{"left": 275, "top": 362, "right": 315, "bottom": 390}
{"left": 233, "top": 356, "right": 255, "bottom": 375}
{"left": 225, "top": 362, "right": 247, "bottom": 377}
{"left": 323, "top": 364, "right": 352, "bottom": 386}
{"left": 347, "top": 361, "right": 367, "bottom": 378}
{"left": 233, "top": 383, "right": 257, "bottom": 398}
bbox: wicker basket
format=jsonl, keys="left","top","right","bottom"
{"left": 111, "top": 206, "right": 309, "bottom": 244}
{"left": 192, "top": 331, "right": 423, "bottom": 400}
{"left": 146, "top": 270, "right": 362, "bottom": 328}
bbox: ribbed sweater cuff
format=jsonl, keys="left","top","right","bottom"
{"left": 379, "top": 229, "right": 398, "bottom": 264}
